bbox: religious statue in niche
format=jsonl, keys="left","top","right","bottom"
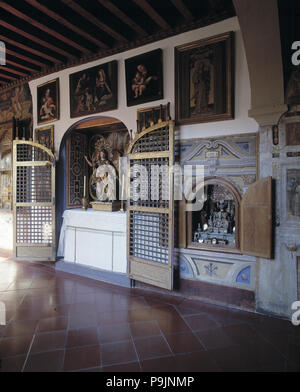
{"left": 85, "top": 148, "right": 117, "bottom": 202}
{"left": 84, "top": 135, "right": 121, "bottom": 211}
{"left": 192, "top": 184, "right": 236, "bottom": 247}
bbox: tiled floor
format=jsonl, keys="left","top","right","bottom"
{"left": 0, "top": 254, "right": 299, "bottom": 372}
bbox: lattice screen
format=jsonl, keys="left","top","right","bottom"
{"left": 67, "top": 132, "right": 87, "bottom": 207}
{"left": 127, "top": 121, "right": 174, "bottom": 290}
{"left": 13, "top": 141, "right": 55, "bottom": 261}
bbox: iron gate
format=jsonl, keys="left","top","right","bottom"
{"left": 13, "top": 140, "right": 55, "bottom": 261}
{"left": 127, "top": 120, "right": 175, "bottom": 290}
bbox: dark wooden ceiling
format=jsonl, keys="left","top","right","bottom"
{"left": 0, "top": 0, "right": 235, "bottom": 89}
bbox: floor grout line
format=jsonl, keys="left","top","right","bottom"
{"left": 1, "top": 258, "right": 300, "bottom": 372}
{"left": 20, "top": 324, "right": 38, "bottom": 372}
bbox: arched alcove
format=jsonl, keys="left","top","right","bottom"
{"left": 186, "top": 176, "right": 242, "bottom": 252}
{"left": 56, "top": 116, "right": 130, "bottom": 248}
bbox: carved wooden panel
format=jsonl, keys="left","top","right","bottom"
{"left": 66, "top": 132, "right": 87, "bottom": 207}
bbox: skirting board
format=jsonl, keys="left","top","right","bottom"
{"left": 55, "top": 260, "right": 131, "bottom": 288}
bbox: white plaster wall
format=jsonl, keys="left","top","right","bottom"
{"left": 28, "top": 16, "right": 258, "bottom": 155}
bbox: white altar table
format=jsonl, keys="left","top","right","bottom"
{"left": 58, "top": 209, "right": 127, "bottom": 274}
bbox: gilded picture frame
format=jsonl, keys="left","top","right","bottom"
{"left": 175, "top": 32, "right": 234, "bottom": 125}
{"left": 37, "top": 78, "right": 59, "bottom": 125}
{"left": 34, "top": 125, "right": 54, "bottom": 152}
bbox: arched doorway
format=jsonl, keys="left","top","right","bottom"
{"left": 56, "top": 116, "right": 130, "bottom": 251}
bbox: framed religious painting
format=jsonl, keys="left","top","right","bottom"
{"left": 37, "top": 78, "right": 59, "bottom": 125}
{"left": 284, "top": 167, "right": 300, "bottom": 224}
{"left": 125, "top": 49, "right": 163, "bottom": 107}
{"left": 69, "top": 60, "right": 118, "bottom": 118}
{"left": 175, "top": 31, "right": 234, "bottom": 125}
{"left": 34, "top": 125, "right": 54, "bottom": 152}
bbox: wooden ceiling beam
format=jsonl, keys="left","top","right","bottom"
{"left": 0, "top": 66, "right": 29, "bottom": 78}
{"left": 5, "top": 49, "right": 45, "bottom": 68}
{"left": 0, "top": 20, "right": 76, "bottom": 60}
{"left": 24, "top": 0, "right": 108, "bottom": 49}
{"left": 61, "top": 0, "right": 128, "bottom": 43}
{"left": 0, "top": 73, "right": 18, "bottom": 81}
{"left": 132, "top": 0, "right": 171, "bottom": 30}
{"left": 97, "top": 0, "right": 147, "bottom": 37}
{"left": 0, "top": 2, "right": 91, "bottom": 55}
{"left": 0, "top": 34, "right": 63, "bottom": 64}
{"left": 170, "top": 0, "right": 194, "bottom": 20}
{"left": 4, "top": 59, "right": 37, "bottom": 73}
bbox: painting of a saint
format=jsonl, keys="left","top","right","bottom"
{"left": 190, "top": 50, "right": 214, "bottom": 115}
{"left": 175, "top": 32, "right": 234, "bottom": 125}
{"left": 287, "top": 170, "right": 300, "bottom": 220}
{"left": 37, "top": 78, "right": 59, "bottom": 125}
{"left": 69, "top": 61, "right": 117, "bottom": 118}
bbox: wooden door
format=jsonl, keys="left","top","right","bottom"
{"left": 241, "top": 177, "right": 273, "bottom": 259}
{"left": 127, "top": 121, "right": 175, "bottom": 289}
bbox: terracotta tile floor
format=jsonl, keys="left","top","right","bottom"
{"left": 0, "top": 254, "right": 300, "bottom": 372}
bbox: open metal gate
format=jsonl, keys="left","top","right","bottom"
{"left": 127, "top": 120, "right": 175, "bottom": 290}
{"left": 13, "top": 140, "right": 56, "bottom": 261}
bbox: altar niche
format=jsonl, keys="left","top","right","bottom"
{"left": 187, "top": 178, "right": 241, "bottom": 253}
{"left": 65, "top": 120, "right": 129, "bottom": 209}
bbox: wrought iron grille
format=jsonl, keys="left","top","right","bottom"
{"left": 129, "top": 211, "right": 169, "bottom": 264}
{"left": 130, "top": 157, "right": 169, "bottom": 208}
{"left": 67, "top": 133, "right": 86, "bottom": 207}
{"left": 16, "top": 143, "right": 49, "bottom": 162}
{"left": 13, "top": 140, "right": 55, "bottom": 261}
{"left": 16, "top": 206, "right": 52, "bottom": 244}
{"left": 131, "top": 126, "right": 169, "bottom": 153}
{"left": 127, "top": 120, "right": 174, "bottom": 290}
{"left": 16, "top": 166, "right": 52, "bottom": 203}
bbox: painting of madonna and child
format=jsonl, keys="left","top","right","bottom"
{"left": 69, "top": 61, "right": 118, "bottom": 118}
{"left": 125, "top": 49, "right": 163, "bottom": 107}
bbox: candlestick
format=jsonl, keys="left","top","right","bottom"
{"left": 120, "top": 173, "right": 125, "bottom": 212}
{"left": 123, "top": 174, "right": 126, "bottom": 198}
{"left": 83, "top": 175, "right": 86, "bottom": 198}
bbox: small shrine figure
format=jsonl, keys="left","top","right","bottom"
{"left": 84, "top": 148, "right": 118, "bottom": 202}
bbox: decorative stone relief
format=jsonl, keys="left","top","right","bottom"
{"left": 180, "top": 134, "right": 257, "bottom": 195}
{"left": 192, "top": 258, "right": 233, "bottom": 280}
